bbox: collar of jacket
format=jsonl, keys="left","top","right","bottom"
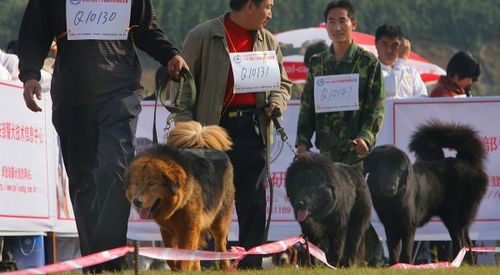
{"left": 211, "top": 13, "right": 264, "bottom": 44}
{"left": 328, "top": 41, "right": 358, "bottom": 64}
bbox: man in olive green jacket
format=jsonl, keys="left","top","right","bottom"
{"left": 177, "top": 0, "right": 291, "bottom": 269}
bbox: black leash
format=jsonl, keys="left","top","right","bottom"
{"left": 262, "top": 108, "right": 296, "bottom": 243}
{"left": 151, "top": 68, "right": 196, "bottom": 144}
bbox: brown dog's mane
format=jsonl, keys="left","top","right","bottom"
{"left": 166, "top": 121, "right": 232, "bottom": 151}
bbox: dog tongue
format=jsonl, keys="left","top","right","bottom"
{"left": 137, "top": 208, "right": 152, "bottom": 220}
{"left": 296, "top": 209, "right": 309, "bottom": 222}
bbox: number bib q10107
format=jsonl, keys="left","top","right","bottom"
{"left": 66, "top": 0, "right": 132, "bottom": 40}
{"left": 313, "top": 74, "right": 360, "bottom": 113}
{"left": 229, "top": 51, "right": 281, "bottom": 94}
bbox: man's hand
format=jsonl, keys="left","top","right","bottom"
{"left": 351, "top": 137, "right": 369, "bottom": 155}
{"left": 167, "top": 54, "right": 189, "bottom": 79}
{"left": 296, "top": 144, "right": 308, "bottom": 155}
{"left": 264, "top": 102, "right": 278, "bottom": 118}
{"left": 23, "top": 79, "right": 42, "bottom": 112}
{"left": 398, "top": 38, "right": 411, "bottom": 60}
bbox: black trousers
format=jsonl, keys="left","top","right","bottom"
{"left": 52, "top": 91, "right": 141, "bottom": 272}
{"left": 220, "top": 110, "right": 266, "bottom": 269}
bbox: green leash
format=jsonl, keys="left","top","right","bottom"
{"left": 152, "top": 68, "right": 196, "bottom": 144}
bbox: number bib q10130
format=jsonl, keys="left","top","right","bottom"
{"left": 313, "top": 74, "right": 360, "bottom": 113}
{"left": 66, "top": 0, "right": 132, "bottom": 40}
{"left": 229, "top": 51, "right": 281, "bottom": 94}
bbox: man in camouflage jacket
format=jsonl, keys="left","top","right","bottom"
{"left": 296, "top": 0, "right": 384, "bottom": 166}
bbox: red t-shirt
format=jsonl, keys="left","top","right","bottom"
{"left": 223, "top": 16, "right": 256, "bottom": 107}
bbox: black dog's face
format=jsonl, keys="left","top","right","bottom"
{"left": 364, "top": 145, "right": 410, "bottom": 197}
{"left": 286, "top": 166, "right": 335, "bottom": 222}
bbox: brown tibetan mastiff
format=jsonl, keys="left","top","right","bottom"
{"left": 364, "top": 121, "right": 488, "bottom": 265}
{"left": 125, "top": 121, "right": 235, "bottom": 271}
{"left": 285, "top": 152, "right": 372, "bottom": 267}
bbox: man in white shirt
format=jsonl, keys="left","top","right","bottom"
{"left": 375, "top": 24, "right": 427, "bottom": 99}
{"left": 1, "top": 44, "right": 51, "bottom": 92}
{"left": 0, "top": 64, "right": 11, "bottom": 81}
{"left": 0, "top": 50, "right": 18, "bottom": 80}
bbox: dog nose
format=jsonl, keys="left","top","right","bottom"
{"left": 133, "top": 198, "right": 143, "bottom": 208}
{"left": 383, "top": 184, "right": 397, "bottom": 195}
{"left": 297, "top": 200, "right": 305, "bottom": 208}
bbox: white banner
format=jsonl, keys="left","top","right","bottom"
{"left": 384, "top": 97, "right": 500, "bottom": 240}
{"left": 66, "top": 0, "right": 131, "bottom": 41}
{"left": 1, "top": 85, "right": 498, "bottom": 241}
{"left": 0, "top": 81, "right": 76, "bottom": 235}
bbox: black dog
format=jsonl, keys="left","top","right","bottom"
{"left": 285, "top": 153, "right": 372, "bottom": 267}
{"left": 364, "top": 121, "right": 488, "bottom": 265}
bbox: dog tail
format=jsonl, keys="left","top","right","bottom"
{"left": 166, "top": 121, "right": 232, "bottom": 151}
{"left": 408, "top": 120, "right": 486, "bottom": 166}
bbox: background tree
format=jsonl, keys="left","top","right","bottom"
{"left": 2, "top": 0, "right": 498, "bottom": 95}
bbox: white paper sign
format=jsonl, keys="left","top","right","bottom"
{"left": 66, "top": 0, "right": 132, "bottom": 40}
{"left": 229, "top": 51, "right": 281, "bottom": 94}
{"left": 314, "top": 74, "right": 359, "bottom": 113}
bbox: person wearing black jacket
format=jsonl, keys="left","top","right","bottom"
{"left": 18, "top": 0, "right": 187, "bottom": 272}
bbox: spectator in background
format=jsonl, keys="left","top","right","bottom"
{"left": 303, "top": 40, "right": 328, "bottom": 68}
{"left": 3, "top": 39, "right": 52, "bottom": 93}
{"left": 17, "top": 0, "right": 187, "bottom": 272}
{"left": 375, "top": 24, "right": 427, "bottom": 99}
{"left": 430, "top": 50, "right": 480, "bottom": 97}
{"left": 0, "top": 45, "right": 19, "bottom": 80}
{"left": 0, "top": 64, "right": 11, "bottom": 81}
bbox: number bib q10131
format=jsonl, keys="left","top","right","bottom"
{"left": 66, "top": 0, "right": 132, "bottom": 40}
{"left": 229, "top": 51, "right": 281, "bottom": 94}
{"left": 313, "top": 73, "right": 360, "bottom": 113}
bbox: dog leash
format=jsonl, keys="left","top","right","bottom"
{"left": 263, "top": 109, "right": 274, "bottom": 243}
{"left": 262, "top": 106, "right": 297, "bottom": 243}
{"left": 152, "top": 68, "right": 197, "bottom": 144}
{"left": 271, "top": 110, "right": 297, "bottom": 157}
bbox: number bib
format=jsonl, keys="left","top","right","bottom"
{"left": 229, "top": 51, "right": 281, "bottom": 94}
{"left": 313, "top": 74, "right": 360, "bottom": 113}
{"left": 66, "top": 0, "right": 132, "bottom": 40}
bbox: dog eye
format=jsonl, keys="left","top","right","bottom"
{"left": 147, "top": 181, "right": 156, "bottom": 186}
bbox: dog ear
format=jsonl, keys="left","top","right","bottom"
{"left": 162, "top": 174, "right": 179, "bottom": 196}
{"left": 398, "top": 161, "right": 413, "bottom": 190}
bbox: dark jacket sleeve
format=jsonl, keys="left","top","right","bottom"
{"left": 131, "top": 0, "right": 179, "bottom": 65}
{"left": 18, "top": 0, "right": 53, "bottom": 83}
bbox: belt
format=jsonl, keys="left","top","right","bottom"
{"left": 224, "top": 107, "right": 256, "bottom": 118}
